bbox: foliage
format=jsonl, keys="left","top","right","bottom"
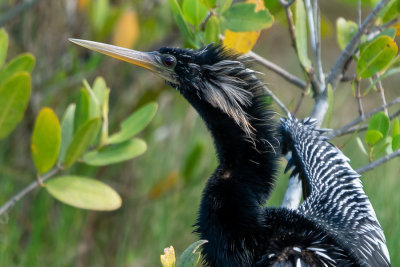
{"left": 161, "top": 240, "right": 207, "bottom": 267}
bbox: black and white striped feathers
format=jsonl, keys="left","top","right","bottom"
{"left": 280, "top": 114, "right": 390, "bottom": 267}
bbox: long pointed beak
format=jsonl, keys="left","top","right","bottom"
{"left": 69, "top": 38, "right": 178, "bottom": 84}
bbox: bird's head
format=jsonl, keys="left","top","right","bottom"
{"left": 69, "top": 39, "right": 265, "bottom": 139}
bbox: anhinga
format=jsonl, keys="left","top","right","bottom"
{"left": 70, "top": 39, "right": 390, "bottom": 267}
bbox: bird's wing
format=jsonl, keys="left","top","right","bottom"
{"left": 279, "top": 114, "right": 390, "bottom": 267}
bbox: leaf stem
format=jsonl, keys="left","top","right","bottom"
{"left": 357, "top": 149, "right": 400, "bottom": 174}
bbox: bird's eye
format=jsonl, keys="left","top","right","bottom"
{"left": 163, "top": 56, "right": 176, "bottom": 67}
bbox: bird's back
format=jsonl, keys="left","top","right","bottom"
{"left": 277, "top": 115, "right": 390, "bottom": 267}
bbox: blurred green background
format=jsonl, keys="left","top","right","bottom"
{"left": 0, "top": 0, "right": 399, "bottom": 266}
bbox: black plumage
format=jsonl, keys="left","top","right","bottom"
{"left": 69, "top": 40, "right": 390, "bottom": 267}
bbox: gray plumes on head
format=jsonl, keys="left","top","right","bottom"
{"left": 198, "top": 59, "right": 264, "bottom": 140}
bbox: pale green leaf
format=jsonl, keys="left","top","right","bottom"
{"left": 356, "top": 136, "right": 368, "bottom": 156}
{"left": 336, "top": 17, "right": 358, "bottom": 50}
{"left": 31, "top": 108, "right": 61, "bottom": 173}
{"left": 0, "top": 28, "right": 8, "bottom": 69}
{"left": 59, "top": 104, "right": 76, "bottom": 164}
{"left": 392, "top": 117, "right": 400, "bottom": 137}
{"left": 93, "top": 76, "right": 107, "bottom": 107}
{"left": 357, "top": 36, "right": 398, "bottom": 78}
{"left": 0, "top": 53, "right": 35, "bottom": 86}
{"left": 82, "top": 138, "right": 146, "bottom": 166}
{"left": 64, "top": 118, "right": 101, "bottom": 168}
{"left": 108, "top": 102, "right": 157, "bottom": 144}
{"left": 368, "top": 111, "right": 390, "bottom": 137}
{"left": 205, "top": 16, "right": 220, "bottom": 44}
{"left": 46, "top": 176, "right": 121, "bottom": 211}
{"left": 365, "top": 129, "right": 383, "bottom": 146}
{"left": 74, "top": 89, "right": 90, "bottom": 133}
{"left": 222, "top": 3, "right": 274, "bottom": 32}
{"left": 392, "top": 135, "right": 400, "bottom": 151}
{"left": 169, "top": 0, "right": 196, "bottom": 47}
{"left": 295, "top": 0, "right": 312, "bottom": 69}
{"left": 0, "top": 72, "right": 31, "bottom": 139}
{"left": 183, "top": 0, "right": 208, "bottom": 27}
{"left": 217, "top": 0, "right": 233, "bottom": 13}
{"left": 177, "top": 240, "right": 208, "bottom": 267}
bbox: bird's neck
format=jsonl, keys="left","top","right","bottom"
{"left": 184, "top": 89, "right": 279, "bottom": 266}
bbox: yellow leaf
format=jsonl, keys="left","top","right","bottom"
{"left": 223, "top": 30, "right": 261, "bottom": 53}
{"left": 160, "top": 246, "right": 176, "bottom": 267}
{"left": 222, "top": 0, "right": 265, "bottom": 53}
{"left": 112, "top": 10, "right": 139, "bottom": 49}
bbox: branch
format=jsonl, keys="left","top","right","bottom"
{"left": 328, "top": 96, "right": 400, "bottom": 139}
{"left": 375, "top": 76, "right": 388, "bottom": 115}
{"left": 248, "top": 51, "right": 307, "bottom": 89}
{"left": 0, "top": 166, "right": 62, "bottom": 216}
{"left": 327, "top": 0, "right": 390, "bottom": 89}
{"left": 356, "top": 149, "right": 400, "bottom": 174}
{"left": 262, "top": 85, "right": 290, "bottom": 115}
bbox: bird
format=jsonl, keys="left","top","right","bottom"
{"left": 69, "top": 39, "right": 390, "bottom": 267}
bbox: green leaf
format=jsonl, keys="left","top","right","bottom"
{"left": 108, "top": 102, "right": 157, "bottom": 144}
{"left": 89, "top": 0, "right": 110, "bottom": 34}
{"left": 46, "top": 176, "right": 121, "bottom": 211}
{"left": 392, "top": 117, "right": 400, "bottom": 137}
{"left": 200, "top": 0, "right": 216, "bottom": 8}
{"left": 356, "top": 136, "right": 368, "bottom": 156}
{"left": 183, "top": 0, "right": 208, "bottom": 27}
{"left": 82, "top": 138, "right": 146, "bottom": 166}
{"left": 74, "top": 89, "right": 90, "bottom": 133}
{"left": 380, "top": 0, "right": 400, "bottom": 23}
{"left": 169, "top": 0, "right": 197, "bottom": 47}
{"left": 368, "top": 111, "right": 390, "bottom": 137}
{"left": 222, "top": 3, "right": 274, "bottom": 32}
{"left": 59, "top": 104, "right": 76, "bottom": 164}
{"left": 205, "top": 16, "right": 220, "bottom": 44}
{"left": 357, "top": 36, "right": 398, "bottom": 78}
{"left": 177, "top": 240, "right": 207, "bottom": 267}
{"left": 0, "top": 28, "right": 8, "bottom": 69}
{"left": 295, "top": 0, "right": 312, "bottom": 69}
{"left": 64, "top": 118, "right": 101, "bottom": 168}
{"left": 83, "top": 80, "right": 101, "bottom": 119}
{"left": 392, "top": 135, "right": 400, "bottom": 151}
{"left": 31, "top": 108, "right": 61, "bottom": 173}
{"left": 0, "top": 72, "right": 31, "bottom": 140}
{"left": 0, "top": 53, "right": 35, "bottom": 86}
{"left": 183, "top": 142, "right": 203, "bottom": 182}
{"left": 365, "top": 129, "right": 383, "bottom": 145}
{"left": 217, "top": 0, "right": 233, "bottom": 13}
{"left": 336, "top": 17, "right": 358, "bottom": 50}
{"left": 93, "top": 76, "right": 107, "bottom": 107}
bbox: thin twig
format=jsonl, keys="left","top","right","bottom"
{"left": 200, "top": 11, "right": 214, "bottom": 32}
{"left": 375, "top": 75, "right": 388, "bottom": 115}
{"left": 328, "top": 96, "right": 400, "bottom": 139}
{"left": 248, "top": 51, "right": 307, "bottom": 89}
{"left": 357, "top": 149, "right": 400, "bottom": 174}
{"left": 327, "top": 0, "right": 390, "bottom": 89}
{"left": 368, "top": 17, "right": 400, "bottom": 39}
{"left": 262, "top": 85, "right": 290, "bottom": 115}
{"left": 0, "top": 166, "right": 63, "bottom": 216}
{"left": 305, "top": 0, "right": 324, "bottom": 95}
{"left": 358, "top": 0, "right": 362, "bottom": 27}
{"left": 356, "top": 79, "right": 364, "bottom": 116}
